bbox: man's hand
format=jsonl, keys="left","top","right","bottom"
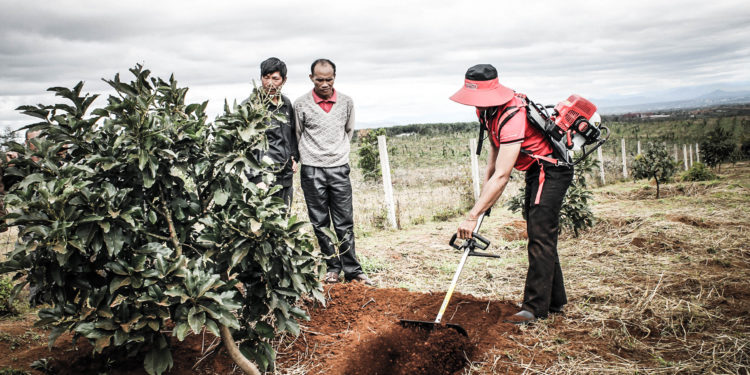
{"left": 457, "top": 216, "right": 478, "bottom": 239}
{"left": 292, "top": 159, "right": 299, "bottom": 173}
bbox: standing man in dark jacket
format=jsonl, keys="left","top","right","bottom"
{"left": 294, "top": 59, "right": 373, "bottom": 286}
{"left": 245, "top": 57, "right": 299, "bottom": 209}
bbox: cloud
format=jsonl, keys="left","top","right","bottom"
{"left": 1, "top": 0, "right": 749, "bottom": 129}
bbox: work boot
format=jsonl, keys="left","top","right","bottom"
{"left": 504, "top": 310, "right": 536, "bottom": 325}
{"left": 349, "top": 273, "right": 375, "bottom": 286}
{"left": 324, "top": 271, "right": 340, "bottom": 284}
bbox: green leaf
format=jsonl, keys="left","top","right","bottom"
{"left": 205, "top": 319, "right": 220, "bottom": 337}
{"left": 103, "top": 226, "right": 125, "bottom": 256}
{"left": 284, "top": 318, "right": 300, "bottom": 336}
{"left": 109, "top": 276, "right": 131, "bottom": 293}
{"left": 174, "top": 322, "right": 189, "bottom": 341}
{"left": 250, "top": 219, "right": 261, "bottom": 235}
{"left": 254, "top": 321, "right": 274, "bottom": 339}
{"left": 143, "top": 345, "right": 173, "bottom": 375}
{"left": 188, "top": 307, "right": 206, "bottom": 334}
{"left": 213, "top": 189, "right": 229, "bottom": 206}
{"left": 231, "top": 247, "right": 249, "bottom": 268}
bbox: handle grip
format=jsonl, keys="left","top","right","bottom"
{"left": 472, "top": 232, "right": 490, "bottom": 250}
{"left": 449, "top": 233, "right": 462, "bottom": 250}
{"left": 449, "top": 232, "right": 491, "bottom": 250}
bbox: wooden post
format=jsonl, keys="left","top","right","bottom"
{"left": 682, "top": 144, "right": 689, "bottom": 170}
{"left": 637, "top": 140, "right": 642, "bottom": 155}
{"left": 377, "top": 135, "right": 397, "bottom": 229}
{"left": 597, "top": 146, "right": 606, "bottom": 185}
{"left": 673, "top": 144, "right": 679, "bottom": 161}
{"left": 695, "top": 143, "right": 700, "bottom": 163}
{"left": 688, "top": 144, "right": 694, "bottom": 167}
{"left": 469, "top": 138, "right": 481, "bottom": 200}
{"left": 621, "top": 138, "right": 628, "bottom": 178}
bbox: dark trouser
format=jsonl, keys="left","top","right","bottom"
{"left": 274, "top": 184, "right": 293, "bottom": 210}
{"left": 300, "top": 164, "right": 363, "bottom": 279}
{"left": 522, "top": 162, "right": 574, "bottom": 318}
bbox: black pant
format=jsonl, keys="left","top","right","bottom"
{"left": 522, "top": 162, "right": 573, "bottom": 318}
{"left": 274, "top": 184, "right": 293, "bottom": 210}
{"left": 300, "top": 164, "right": 363, "bottom": 279}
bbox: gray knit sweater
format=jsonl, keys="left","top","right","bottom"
{"left": 294, "top": 91, "right": 355, "bottom": 167}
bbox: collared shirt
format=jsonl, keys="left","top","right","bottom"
{"left": 311, "top": 89, "right": 337, "bottom": 113}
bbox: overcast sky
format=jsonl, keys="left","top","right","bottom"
{"left": 1, "top": 0, "right": 749, "bottom": 130}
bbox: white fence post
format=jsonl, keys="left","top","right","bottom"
{"left": 689, "top": 144, "right": 694, "bottom": 167}
{"left": 695, "top": 143, "right": 700, "bottom": 163}
{"left": 597, "top": 146, "right": 606, "bottom": 185}
{"left": 469, "top": 138, "right": 481, "bottom": 200}
{"left": 621, "top": 138, "right": 628, "bottom": 178}
{"left": 673, "top": 144, "right": 679, "bottom": 162}
{"left": 683, "top": 144, "right": 689, "bottom": 170}
{"left": 377, "top": 135, "right": 397, "bottom": 229}
{"left": 637, "top": 140, "right": 642, "bottom": 155}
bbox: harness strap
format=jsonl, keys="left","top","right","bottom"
{"left": 535, "top": 161, "right": 546, "bottom": 205}
{"left": 520, "top": 149, "right": 570, "bottom": 167}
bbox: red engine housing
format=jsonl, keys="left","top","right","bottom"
{"left": 552, "top": 94, "right": 597, "bottom": 133}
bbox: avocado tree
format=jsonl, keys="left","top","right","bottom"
{"left": 631, "top": 142, "right": 677, "bottom": 199}
{"left": 0, "top": 65, "right": 323, "bottom": 375}
{"left": 700, "top": 127, "right": 736, "bottom": 172}
{"left": 357, "top": 128, "right": 385, "bottom": 181}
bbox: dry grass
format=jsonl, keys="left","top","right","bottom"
{"left": 353, "top": 161, "right": 750, "bottom": 374}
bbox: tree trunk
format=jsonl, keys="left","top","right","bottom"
{"left": 219, "top": 324, "right": 261, "bottom": 375}
{"left": 654, "top": 173, "right": 660, "bottom": 199}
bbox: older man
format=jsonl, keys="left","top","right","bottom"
{"left": 294, "top": 59, "right": 373, "bottom": 286}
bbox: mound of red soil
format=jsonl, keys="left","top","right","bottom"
{"left": 0, "top": 283, "right": 529, "bottom": 374}
{"left": 498, "top": 220, "right": 528, "bottom": 241}
{"left": 277, "top": 282, "right": 524, "bottom": 374}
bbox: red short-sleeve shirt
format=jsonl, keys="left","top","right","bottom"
{"left": 487, "top": 95, "right": 553, "bottom": 171}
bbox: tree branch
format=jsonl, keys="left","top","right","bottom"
{"left": 219, "top": 324, "right": 261, "bottom": 375}
{"left": 157, "top": 191, "right": 183, "bottom": 258}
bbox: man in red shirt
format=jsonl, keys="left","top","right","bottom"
{"left": 451, "top": 64, "right": 573, "bottom": 325}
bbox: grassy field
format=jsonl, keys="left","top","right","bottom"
{"left": 1, "top": 110, "right": 749, "bottom": 374}
{"left": 346, "top": 161, "right": 750, "bottom": 374}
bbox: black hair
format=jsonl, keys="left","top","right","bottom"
{"left": 260, "top": 57, "right": 287, "bottom": 79}
{"left": 310, "top": 59, "right": 336, "bottom": 75}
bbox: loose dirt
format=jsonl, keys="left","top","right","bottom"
{"left": 0, "top": 283, "right": 539, "bottom": 374}
{"left": 278, "top": 282, "right": 532, "bottom": 374}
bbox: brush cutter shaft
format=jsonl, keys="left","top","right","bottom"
{"left": 435, "top": 246, "right": 471, "bottom": 324}
{"left": 434, "top": 212, "right": 486, "bottom": 324}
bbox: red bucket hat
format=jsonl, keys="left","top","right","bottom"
{"left": 450, "top": 64, "right": 514, "bottom": 107}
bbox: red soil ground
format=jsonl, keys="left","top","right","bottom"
{"left": 0, "top": 282, "right": 536, "bottom": 374}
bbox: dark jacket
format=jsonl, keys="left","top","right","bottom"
{"left": 246, "top": 93, "right": 299, "bottom": 187}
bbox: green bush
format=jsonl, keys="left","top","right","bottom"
{"left": 0, "top": 276, "right": 20, "bottom": 316}
{"left": 700, "top": 127, "right": 736, "bottom": 171}
{"left": 680, "top": 162, "right": 717, "bottom": 182}
{"left": 0, "top": 65, "right": 323, "bottom": 375}
{"left": 357, "top": 129, "right": 385, "bottom": 181}
{"left": 741, "top": 138, "right": 750, "bottom": 159}
{"left": 632, "top": 142, "right": 678, "bottom": 199}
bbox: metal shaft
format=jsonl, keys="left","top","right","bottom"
{"left": 434, "top": 213, "right": 486, "bottom": 324}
